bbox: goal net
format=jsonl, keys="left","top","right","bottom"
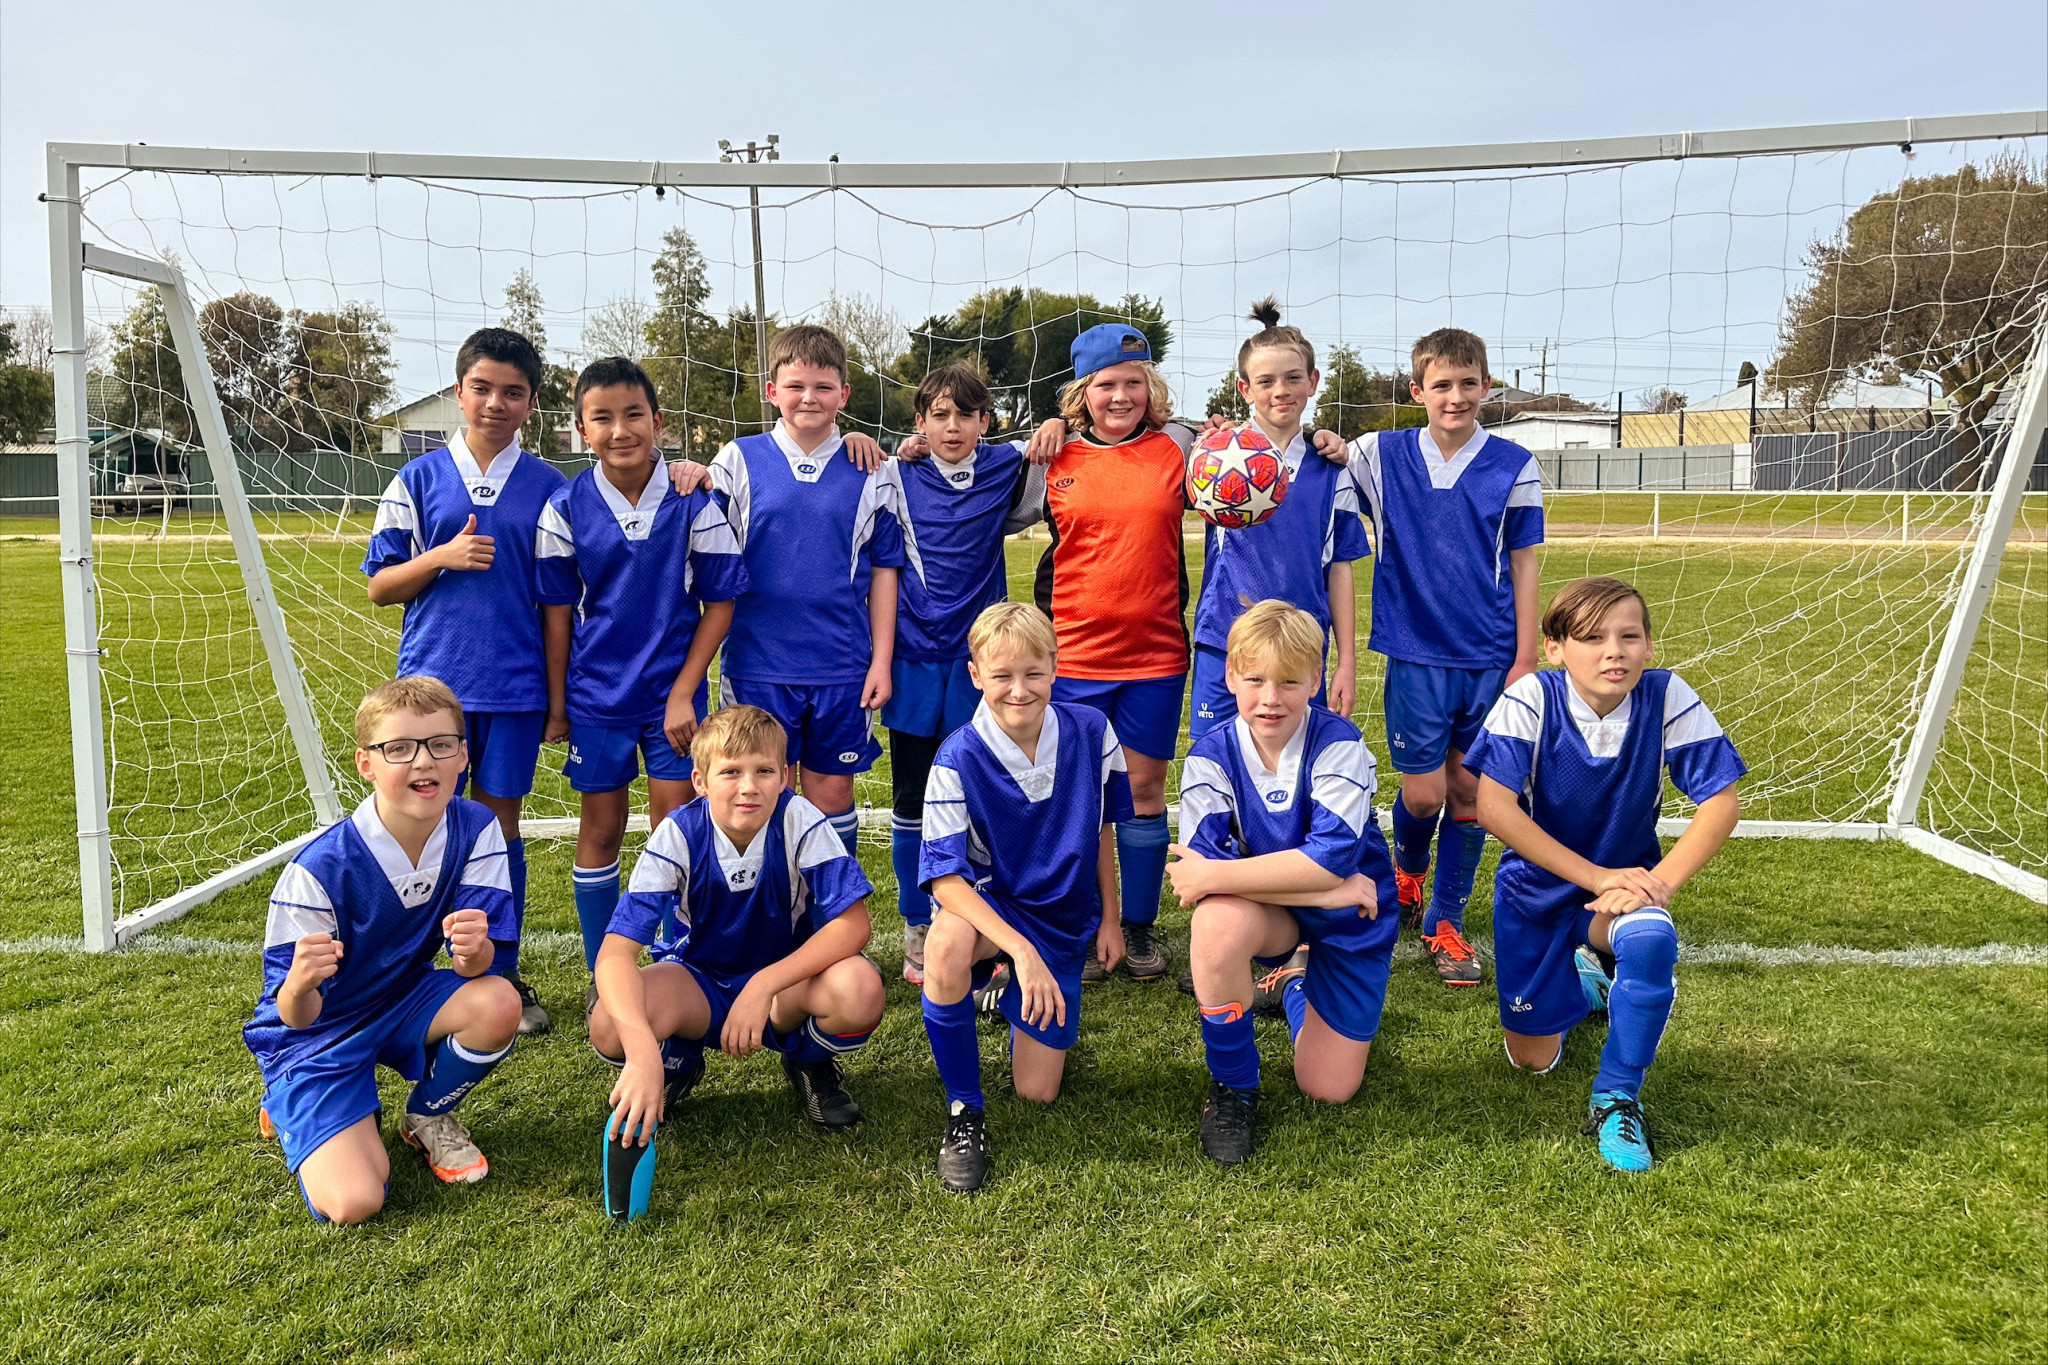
{"left": 45, "top": 118, "right": 2048, "bottom": 945}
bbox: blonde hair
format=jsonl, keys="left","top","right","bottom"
{"left": 1236, "top": 296, "right": 1316, "bottom": 378}
{"left": 1226, "top": 600, "right": 1326, "bottom": 682}
{"left": 691, "top": 704, "right": 790, "bottom": 769}
{"left": 1542, "top": 576, "right": 1654, "bottom": 642}
{"left": 355, "top": 676, "right": 463, "bottom": 748}
{"left": 1409, "top": 327, "right": 1490, "bottom": 387}
{"left": 967, "top": 601, "right": 1057, "bottom": 664}
{"left": 1057, "top": 361, "right": 1174, "bottom": 436}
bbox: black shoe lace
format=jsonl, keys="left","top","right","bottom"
{"left": 943, "top": 1109, "right": 985, "bottom": 1154}
{"left": 1582, "top": 1094, "right": 1647, "bottom": 1147}
{"left": 513, "top": 978, "right": 541, "bottom": 1007}
{"left": 1126, "top": 922, "right": 1156, "bottom": 957}
{"left": 1207, "top": 1081, "right": 1254, "bottom": 1133}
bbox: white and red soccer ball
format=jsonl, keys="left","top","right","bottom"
{"left": 1187, "top": 424, "right": 1289, "bottom": 528}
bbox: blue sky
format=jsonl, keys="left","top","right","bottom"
{"left": 4, "top": 0, "right": 2043, "bottom": 406}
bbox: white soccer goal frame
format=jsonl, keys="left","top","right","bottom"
{"left": 46, "top": 112, "right": 2048, "bottom": 948}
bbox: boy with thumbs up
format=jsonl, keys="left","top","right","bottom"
{"left": 364, "top": 327, "right": 571, "bottom": 1032}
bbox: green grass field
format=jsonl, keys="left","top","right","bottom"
{"left": 1, "top": 514, "right": 2043, "bottom": 1363}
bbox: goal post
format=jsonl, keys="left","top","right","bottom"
{"left": 43, "top": 112, "right": 2048, "bottom": 949}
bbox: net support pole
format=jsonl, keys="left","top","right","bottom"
{"left": 81, "top": 245, "right": 345, "bottom": 842}
{"left": 48, "top": 151, "right": 114, "bottom": 951}
{"left": 1886, "top": 311, "right": 2048, "bottom": 830}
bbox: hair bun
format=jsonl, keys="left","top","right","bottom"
{"left": 1248, "top": 296, "right": 1282, "bottom": 328}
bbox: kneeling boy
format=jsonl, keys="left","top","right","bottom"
{"left": 919, "top": 603, "right": 1133, "bottom": 1193}
{"left": 1463, "top": 576, "right": 1743, "bottom": 1172}
{"left": 1170, "top": 601, "right": 1395, "bottom": 1165}
{"left": 244, "top": 677, "right": 524, "bottom": 1223}
{"left": 591, "top": 705, "right": 885, "bottom": 1219}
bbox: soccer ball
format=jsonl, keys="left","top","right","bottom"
{"left": 1187, "top": 425, "right": 1290, "bottom": 529}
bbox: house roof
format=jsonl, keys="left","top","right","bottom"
{"left": 1496, "top": 411, "right": 1614, "bottom": 426}
{"left": 381, "top": 389, "right": 459, "bottom": 424}
{"left": 1693, "top": 378, "right": 1935, "bottom": 412}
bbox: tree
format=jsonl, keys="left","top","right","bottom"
{"left": 290, "top": 302, "right": 395, "bottom": 454}
{"left": 816, "top": 293, "right": 906, "bottom": 370}
{"left": 643, "top": 227, "right": 749, "bottom": 457}
{"left": 200, "top": 292, "right": 294, "bottom": 451}
{"left": 0, "top": 320, "right": 55, "bottom": 447}
{"left": 499, "top": 268, "right": 574, "bottom": 455}
{"left": 107, "top": 286, "right": 192, "bottom": 441}
{"left": 1309, "top": 345, "right": 1421, "bottom": 440}
{"left": 1636, "top": 386, "right": 1688, "bottom": 414}
{"left": 0, "top": 306, "right": 109, "bottom": 375}
{"left": 1768, "top": 155, "right": 2048, "bottom": 486}
{"left": 1203, "top": 372, "right": 1249, "bottom": 422}
{"left": 580, "top": 295, "right": 650, "bottom": 363}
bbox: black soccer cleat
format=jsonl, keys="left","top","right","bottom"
{"left": 512, "top": 975, "right": 552, "bottom": 1035}
{"left": 1121, "top": 921, "right": 1167, "bottom": 981}
{"left": 664, "top": 1051, "right": 706, "bottom": 1113}
{"left": 782, "top": 1053, "right": 861, "bottom": 1129}
{"left": 1199, "top": 1078, "right": 1258, "bottom": 1165}
{"left": 938, "top": 1103, "right": 990, "bottom": 1194}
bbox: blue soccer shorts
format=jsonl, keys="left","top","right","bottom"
{"left": 1268, "top": 826, "right": 1400, "bottom": 1042}
{"left": 562, "top": 688, "right": 709, "bottom": 794}
{"left": 881, "top": 655, "right": 981, "bottom": 740}
{"left": 1052, "top": 673, "right": 1185, "bottom": 762}
{"left": 256, "top": 968, "right": 471, "bottom": 1172}
{"left": 1188, "top": 643, "right": 1330, "bottom": 740}
{"left": 720, "top": 677, "right": 882, "bottom": 775}
{"left": 1492, "top": 885, "right": 1603, "bottom": 1038}
{"left": 973, "top": 945, "right": 1085, "bottom": 1053}
{"left": 660, "top": 955, "right": 885, "bottom": 1052}
{"left": 458, "top": 709, "right": 546, "bottom": 801}
{"left": 1382, "top": 660, "right": 1507, "bottom": 775}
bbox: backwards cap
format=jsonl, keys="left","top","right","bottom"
{"left": 1071, "top": 323, "right": 1151, "bottom": 378}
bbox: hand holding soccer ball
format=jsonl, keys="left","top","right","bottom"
{"left": 1187, "top": 425, "right": 1290, "bottom": 529}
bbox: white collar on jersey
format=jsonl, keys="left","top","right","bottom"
{"left": 709, "top": 810, "right": 770, "bottom": 891}
{"left": 350, "top": 791, "right": 450, "bottom": 908}
{"left": 1416, "top": 423, "right": 1491, "bottom": 491}
{"left": 931, "top": 445, "right": 979, "bottom": 490}
{"left": 970, "top": 700, "right": 1061, "bottom": 804}
{"left": 771, "top": 421, "right": 845, "bottom": 484}
{"left": 593, "top": 458, "right": 667, "bottom": 541}
{"left": 1562, "top": 675, "right": 1635, "bottom": 759}
{"left": 451, "top": 429, "right": 523, "bottom": 506}
{"left": 1231, "top": 711, "right": 1310, "bottom": 812}
{"left": 1247, "top": 418, "right": 1311, "bottom": 475}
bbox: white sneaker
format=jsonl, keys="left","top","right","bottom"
{"left": 399, "top": 1110, "right": 489, "bottom": 1184}
{"left": 903, "top": 922, "right": 929, "bottom": 985}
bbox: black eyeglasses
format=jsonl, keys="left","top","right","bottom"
{"left": 363, "top": 734, "right": 464, "bottom": 763}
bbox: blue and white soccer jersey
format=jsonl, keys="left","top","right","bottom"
{"left": 1462, "top": 668, "right": 1746, "bottom": 1036}
{"left": 1189, "top": 427, "right": 1371, "bottom": 737}
{"left": 362, "top": 433, "right": 567, "bottom": 797}
{"left": 711, "top": 424, "right": 911, "bottom": 773}
{"left": 611, "top": 789, "right": 874, "bottom": 1047}
{"left": 243, "top": 795, "right": 516, "bottom": 1171}
{"left": 534, "top": 463, "right": 748, "bottom": 791}
{"left": 1179, "top": 708, "right": 1399, "bottom": 1041}
{"left": 920, "top": 701, "right": 1135, "bottom": 1049}
{"left": 1349, "top": 425, "right": 1544, "bottom": 772}
{"left": 883, "top": 440, "right": 1038, "bottom": 739}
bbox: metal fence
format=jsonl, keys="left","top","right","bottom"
{"left": 1537, "top": 444, "right": 1737, "bottom": 490}
{"left": 1753, "top": 429, "right": 2048, "bottom": 492}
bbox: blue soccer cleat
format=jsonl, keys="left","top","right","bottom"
{"left": 1575, "top": 945, "right": 1613, "bottom": 1015}
{"left": 1582, "top": 1090, "right": 1654, "bottom": 1173}
{"left": 603, "top": 1111, "right": 658, "bottom": 1222}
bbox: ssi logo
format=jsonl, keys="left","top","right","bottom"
{"left": 1053, "top": 477, "right": 1076, "bottom": 490}
{"left": 727, "top": 866, "right": 757, "bottom": 890}
{"left": 838, "top": 750, "right": 861, "bottom": 764}
{"left": 949, "top": 471, "right": 969, "bottom": 483}
{"left": 472, "top": 484, "right": 497, "bottom": 501}
{"left": 798, "top": 463, "right": 817, "bottom": 476}
{"left": 1264, "top": 789, "right": 1287, "bottom": 805}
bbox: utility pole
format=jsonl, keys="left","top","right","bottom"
{"left": 719, "top": 134, "right": 779, "bottom": 432}
{"left": 1537, "top": 339, "right": 1550, "bottom": 395}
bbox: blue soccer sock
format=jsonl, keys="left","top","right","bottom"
{"left": 572, "top": 861, "right": 620, "bottom": 971}
{"left": 891, "top": 818, "right": 931, "bottom": 927}
{"left": 923, "top": 992, "right": 984, "bottom": 1111}
{"left": 490, "top": 836, "right": 529, "bottom": 977}
{"left": 1117, "top": 813, "right": 1171, "bottom": 926}
{"left": 1390, "top": 797, "right": 1435, "bottom": 878}
{"left": 1282, "top": 978, "right": 1309, "bottom": 1042}
{"left": 1424, "top": 813, "right": 1486, "bottom": 935}
{"left": 1199, "top": 1002, "right": 1260, "bottom": 1091}
{"left": 1594, "top": 911, "right": 1680, "bottom": 1099}
{"left": 660, "top": 1034, "right": 703, "bottom": 1081}
{"left": 788, "top": 1015, "right": 876, "bottom": 1068}
{"left": 406, "top": 1035, "right": 513, "bottom": 1116}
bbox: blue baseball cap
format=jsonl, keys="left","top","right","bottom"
{"left": 1071, "top": 323, "right": 1152, "bottom": 378}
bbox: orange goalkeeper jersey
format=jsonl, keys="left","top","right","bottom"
{"left": 1032, "top": 425, "right": 1191, "bottom": 681}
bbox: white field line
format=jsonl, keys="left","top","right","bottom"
{"left": 3, "top": 928, "right": 2041, "bottom": 969}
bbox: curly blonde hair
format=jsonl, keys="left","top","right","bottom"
{"left": 1057, "top": 361, "right": 1174, "bottom": 437}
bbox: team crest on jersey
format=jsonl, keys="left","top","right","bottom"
{"left": 397, "top": 871, "right": 439, "bottom": 907}
{"left": 1264, "top": 788, "right": 1287, "bottom": 805}
{"left": 470, "top": 483, "right": 497, "bottom": 501}
{"left": 949, "top": 470, "right": 969, "bottom": 483}
{"left": 727, "top": 866, "right": 756, "bottom": 890}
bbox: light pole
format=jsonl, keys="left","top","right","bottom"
{"left": 719, "top": 134, "right": 778, "bottom": 432}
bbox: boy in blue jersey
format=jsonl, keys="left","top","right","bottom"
{"left": 366, "top": 328, "right": 572, "bottom": 1033}
{"left": 1347, "top": 328, "right": 1545, "bottom": 987}
{"left": 537, "top": 357, "right": 749, "bottom": 980}
{"left": 1189, "top": 299, "right": 1370, "bottom": 740}
{"left": 919, "top": 603, "right": 1133, "bottom": 1193}
{"left": 1168, "top": 602, "right": 1394, "bottom": 1165}
{"left": 1465, "top": 577, "right": 1743, "bottom": 1172}
{"left": 883, "top": 364, "right": 1042, "bottom": 985}
{"left": 245, "top": 677, "right": 524, "bottom": 1224}
{"left": 708, "top": 325, "right": 908, "bottom": 862}
{"left": 592, "top": 705, "right": 886, "bottom": 1219}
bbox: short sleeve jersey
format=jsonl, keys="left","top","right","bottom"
{"left": 1463, "top": 668, "right": 1747, "bottom": 918}
{"left": 610, "top": 789, "right": 872, "bottom": 978}
{"left": 710, "top": 425, "right": 910, "bottom": 686}
{"left": 893, "top": 440, "right": 1035, "bottom": 662}
{"left": 243, "top": 794, "right": 516, "bottom": 1069}
{"left": 1178, "top": 707, "right": 1392, "bottom": 954}
{"left": 920, "top": 700, "right": 1136, "bottom": 965}
{"left": 1348, "top": 426, "right": 1544, "bottom": 670}
{"left": 533, "top": 464, "right": 749, "bottom": 728}
{"left": 361, "top": 433, "right": 567, "bottom": 712}
{"left": 1033, "top": 425, "right": 1194, "bottom": 681}
{"left": 1192, "top": 425, "right": 1371, "bottom": 650}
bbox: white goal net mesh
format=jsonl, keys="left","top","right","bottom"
{"left": 60, "top": 134, "right": 2047, "bottom": 920}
